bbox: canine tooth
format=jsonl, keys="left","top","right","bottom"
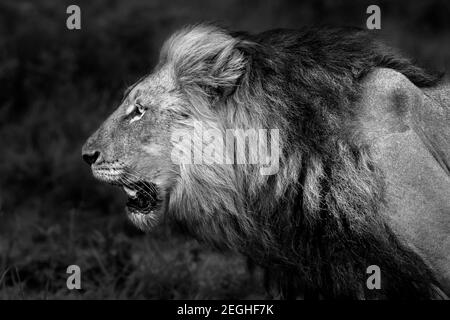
{"left": 123, "top": 186, "right": 137, "bottom": 198}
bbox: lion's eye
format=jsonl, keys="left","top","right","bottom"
{"left": 127, "top": 102, "right": 146, "bottom": 124}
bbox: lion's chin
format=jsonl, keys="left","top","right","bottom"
{"left": 126, "top": 206, "right": 160, "bottom": 231}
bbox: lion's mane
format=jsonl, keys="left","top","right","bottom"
{"left": 161, "top": 25, "right": 442, "bottom": 299}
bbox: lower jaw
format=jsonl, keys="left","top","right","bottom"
{"left": 126, "top": 206, "right": 159, "bottom": 230}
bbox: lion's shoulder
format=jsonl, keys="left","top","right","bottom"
{"left": 357, "top": 68, "right": 450, "bottom": 296}
{"left": 357, "top": 68, "right": 423, "bottom": 140}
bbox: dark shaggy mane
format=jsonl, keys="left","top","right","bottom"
{"left": 162, "top": 25, "right": 442, "bottom": 299}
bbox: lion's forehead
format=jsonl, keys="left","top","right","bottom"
{"left": 139, "top": 67, "right": 174, "bottom": 95}
{"left": 128, "top": 67, "right": 177, "bottom": 107}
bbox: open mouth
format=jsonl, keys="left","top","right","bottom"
{"left": 122, "top": 181, "right": 160, "bottom": 215}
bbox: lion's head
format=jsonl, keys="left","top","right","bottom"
{"left": 82, "top": 25, "right": 276, "bottom": 234}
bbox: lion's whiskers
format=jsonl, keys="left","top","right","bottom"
{"left": 119, "top": 173, "right": 156, "bottom": 200}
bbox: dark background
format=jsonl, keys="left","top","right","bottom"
{"left": 0, "top": 0, "right": 449, "bottom": 299}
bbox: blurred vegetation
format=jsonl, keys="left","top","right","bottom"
{"left": 0, "top": 0, "right": 449, "bottom": 299}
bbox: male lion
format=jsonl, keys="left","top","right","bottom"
{"left": 82, "top": 25, "right": 450, "bottom": 299}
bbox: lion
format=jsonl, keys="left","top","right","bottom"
{"left": 82, "top": 24, "right": 450, "bottom": 299}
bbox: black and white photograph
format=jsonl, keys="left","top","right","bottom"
{"left": 0, "top": 0, "right": 449, "bottom": 307}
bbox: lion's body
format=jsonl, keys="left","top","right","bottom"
{"left": 83, "top": 25, "right": 450, "bottom": 299}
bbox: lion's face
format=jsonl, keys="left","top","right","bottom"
{"left": 82, "top": 67, "right": 185, "bottom": 229}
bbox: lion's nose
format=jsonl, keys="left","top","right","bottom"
{"left": 82, "top": 150, "right": 101, "bottom": 165}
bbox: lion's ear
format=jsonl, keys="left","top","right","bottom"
{"left": 207, "top": 46, "right": 247, "bottom": 97}
{"left": 164, "top": 25, "right": 249, "bottom": 98}
{"left": 178, "top": 38, "right": 248, "bottom": 97}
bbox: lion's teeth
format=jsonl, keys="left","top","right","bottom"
{"left": 123, "top": 186, "right": 137, "bottom": 198}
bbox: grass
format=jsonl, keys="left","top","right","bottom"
{"left": 0, "top": 198, "right": 265, "bottom": 299}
